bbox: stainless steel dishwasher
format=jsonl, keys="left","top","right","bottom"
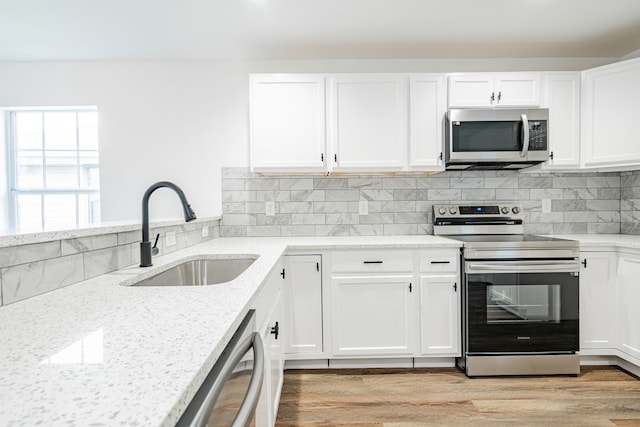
{"left": 177, "top": 309, "right": 264, "bottom": 427}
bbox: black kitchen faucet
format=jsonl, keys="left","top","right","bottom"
{"left": 140, "top": 181, "right": 196, "bottom": 267}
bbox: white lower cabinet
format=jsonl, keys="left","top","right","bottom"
{"left": 617, "top": 252, "right": 640, "bottom": 361}
{"left": 579, "top": 251, "right": 618, "bottom": 351}
{"left": 419, "top": 275, "right": 460, "bottom": 355}
{"left": 254, "top": 263, "right": 285, "bottom": 427}
{"left": 330, "top": 274, "right": 417, "bottom": 356}
{"left": 283, "top": 254, "right": 323, "bottom": 355}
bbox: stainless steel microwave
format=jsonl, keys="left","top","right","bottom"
{"left": 445, "top": 108, "right": 549, "bottom": 170}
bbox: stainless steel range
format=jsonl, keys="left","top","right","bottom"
{"left": 433, "top": 204, "right": 580, "bottom": 377}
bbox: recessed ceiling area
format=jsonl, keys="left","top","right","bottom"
{"left": 1, "top": 0, "right": 640, "bottom": 61}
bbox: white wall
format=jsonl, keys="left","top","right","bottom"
{"left": 0, "top": 56, "right": 617, "bottom": 224}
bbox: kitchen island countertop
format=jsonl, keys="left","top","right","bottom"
{"left": 0, "top": 235, "right": 460, "bottom": 427}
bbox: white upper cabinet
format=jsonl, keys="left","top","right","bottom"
{"left": 540, "top": 72, "right": 581, "bottom": 169}
{"left": 409, "top": 74, "right": 447, "bottom": 171}
{"left": 581, "top": 57, "right": 640, "bottom": 169}
{"left": 328, "top": 75, "right": 408, "bottom": 171}
{"left": 448, "top": 73, "right": 541, "bottom": 108}
{"left": 250, "top": 75, "right": 326, "bottom": 172}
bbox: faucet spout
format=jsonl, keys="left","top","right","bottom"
{"left": 140, "top": 181, "right": 197, "bottom": 267}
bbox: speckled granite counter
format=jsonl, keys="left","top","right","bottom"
{"left": 0, "top": 235, "right": 459, "bottom": 427}
{"left": 550, "top": 234, "right": 640, "bottom": 250}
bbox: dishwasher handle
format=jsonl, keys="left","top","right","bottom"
{"left": 190, "top": 332, "right": 265, "bottom": 427}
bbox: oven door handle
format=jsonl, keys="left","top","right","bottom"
{"left": 189, "top": 332, "right": 265, "bottom": 427}
{"left": 466, "top": 261, "right": 579, "bottom": 274}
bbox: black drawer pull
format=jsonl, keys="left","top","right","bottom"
{"left": 363, "top": 261, "right": 383, "bottom": 264}
{"left": 430, "top": 261, "right": 451, "bottom": 264}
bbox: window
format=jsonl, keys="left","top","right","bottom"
{"left": 7, "top": 108, "right": 100, "bottom": 233}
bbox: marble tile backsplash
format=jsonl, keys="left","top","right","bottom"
{"left": 221, "top": 167, "right": 624, "bottom": 237}
{"left": 622, "top": 170, "right": 640, "bottom": 235}
{"left": 0, "top": 219, "right": 221, "bottom": 306}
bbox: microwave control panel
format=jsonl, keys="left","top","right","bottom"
{"left": 528, "top": 120, "right": 547, "bottom": 151}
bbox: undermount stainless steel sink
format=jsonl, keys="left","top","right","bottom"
{"left": 133, "top": 257, "right": 256, "bottom": 286}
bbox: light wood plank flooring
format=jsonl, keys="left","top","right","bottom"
{"left": 276, "top": 366, "right": 640, "bottom": 426}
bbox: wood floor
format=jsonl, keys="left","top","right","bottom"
{"left": 276, "top": 366, "right": 640, "bottom": 427}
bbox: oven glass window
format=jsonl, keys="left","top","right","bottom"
{"left": 487, "top": 283, "right": 561, "bottom": 323}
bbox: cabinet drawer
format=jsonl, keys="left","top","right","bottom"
{"left": 331, "top": 250, "right": 413, "bottom": 273}
{"left": 419, "top": 251, "right": 459, "bottom": 273}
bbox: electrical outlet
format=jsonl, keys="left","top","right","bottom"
{"left": 265, "top": 201, "right": 276, "bottom": 216}
{"left": 165, "top": 231, "right": 176, "bottom": 247}
{"left": 359, "top": 200, "right": 369, "bottom": 216}
{"left": 201, "top": 226, "right": 209, "bottom": 237}
{"left": 542, "top": 199, "right": 552, "bottom": 213}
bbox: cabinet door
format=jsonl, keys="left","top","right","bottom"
{"left": 580, "top": 252, "right": 618, "bottom": 350}
{"left": 250, "top": 75, "right": 326, "bottom": 172}
{"left": 541, "top": 72, "right": 581, "bottom": 168}
{"left": 283, "top": 255, "right": 323, "bottom": 355}
{"left": 448, "top": 74, "right": 494, "bottom": 107}
{"left": 255, "top": 266, "right": 284, "bottom": 427}
{"left": 582, "top": 58, "right": 640, "bottom": 168}
{"left": 618, "top": 254, "right": 640, "bottom": 360}
{"left": 409, "top": 74, "right": 446, "bottom": 171}
{"left": 419, "top": 275, "right": 460, "bottom": 355}
{"left": 494, "top": 73, "right": 541, "bottom": 106}
{"left": 330, "top": 275, "right": 416, "bottom": 356}
{"left": 329, "top": 75, "right": 408, "bottom": 171}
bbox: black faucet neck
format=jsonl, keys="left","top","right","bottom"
{"left": 140, "top": 181, "right": 196, "bottom": 267}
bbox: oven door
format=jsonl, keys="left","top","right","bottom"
{"left": 464, "top": 260, "right": 579, "bottom": 354}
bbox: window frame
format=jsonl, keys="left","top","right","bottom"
{"left": 6, "top": 107, "right": 100, "bottom": 232}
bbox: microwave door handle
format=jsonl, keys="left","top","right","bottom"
{"left": 520, "top": 113, "right": 530, "bottom": 158}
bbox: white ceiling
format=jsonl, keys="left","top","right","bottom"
{"left": 2, "top": 0, "right": 640, "bottom": 61}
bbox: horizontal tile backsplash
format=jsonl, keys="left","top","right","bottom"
{"left": 0, "top": 219, "right": 221, "bottom": 306}
{"left": 221, "top": 167, "right": 628, "bottom": 237}
{"left": 621, "top": 170, "right": 640, "bottom": 235}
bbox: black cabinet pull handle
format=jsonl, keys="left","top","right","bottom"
{"left": 270, "top": 321, "right": 279, "bottom": 340}
{"left": 581, "top": 259, "right": 587, "bottom": 268}
{"left": 430, "top": 261, "right": 450, "bottom": 264}
{"left": 363, "top": 261, "right": 383, "bottom": 264}
{"left": 280, "top": 268, "right": 286, "bottom": 279}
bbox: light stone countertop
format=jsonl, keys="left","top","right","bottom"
{"left": 548, "top": 234, "right": 640, "bottom": 250}
{"left": 0, "top": 216, "right": 222, "bottom": 248}
{"left": 0, "top": 235, "right": 460, "bottom": 427}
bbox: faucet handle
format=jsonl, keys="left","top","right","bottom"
{"left": 152, "top": 233, "right": 160, "bottom": 256}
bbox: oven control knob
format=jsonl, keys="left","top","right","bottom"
{"left": 449, "top": 207, "right": 457, "bottom": 215}
{"left": 501, "top": 206, "right": 510, "bottom": 214}
{"left": 512, "top": 206, "right": 521, "bottom": 214}
{"left": 438, "top": 207, "right": 447, "bottom": 215}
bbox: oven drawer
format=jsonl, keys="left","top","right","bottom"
{"left": 331, "top": 250, "right": 413, "bottom": 273}
{"left": 419, "top": 251, "right": 458, "bottom": 273}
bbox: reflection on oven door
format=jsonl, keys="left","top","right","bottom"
{"left": 487, "top": 283, "right": 561, "bottom": 323}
